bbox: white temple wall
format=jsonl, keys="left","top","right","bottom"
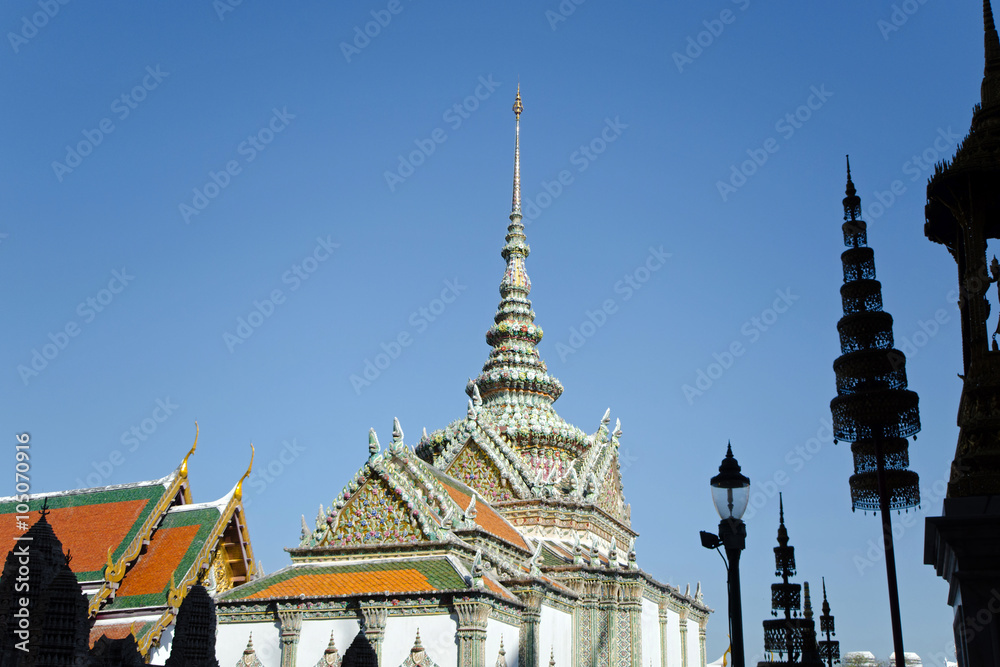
{"left": 383, "top": 613, "right": 459, "bottom": 667}
{"left": 296, "top": 618, "right": 366, "bottom": 665}
{"left": 641, "top": 597, "right": 662, "bottom": 666}
{"left": 663, "top": 607, "right": 682, "bottom": 667}
{"left": 486, "top": 617, "right": 520, "bottom": 666}
{"left": 538, "top": 603, "right": 572, "bottom": 667}
{"left": 684, "top": 615, "right": 703, "bottom": 667}
{"left": 217, "top": 621, "right": 281, "bottom": 667}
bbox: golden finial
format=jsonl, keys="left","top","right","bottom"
{"left": 513, "top": 83, "right": 522, "bottom": 117}
{"left": 180, "top": 422, "right": 199, "bottom": 478}
{"left": 234, "top": 443, "right": 255, "bottom": 501}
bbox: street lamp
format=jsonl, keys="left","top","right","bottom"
{"left": 702, "top": 442, "right": 750, "bottom": 667}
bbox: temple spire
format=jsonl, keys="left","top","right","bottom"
{"left": 512, "top": 84, "right": 522, "bottom": 216}
{"left": 844, "top": 155, "right": 861, "bottom": 224}
{"left": 472, "top": 87, "right": 564, "bottom": 407}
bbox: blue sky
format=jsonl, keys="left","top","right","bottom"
{"left": 1, "top": 1, "right": 981, "bottom": 663}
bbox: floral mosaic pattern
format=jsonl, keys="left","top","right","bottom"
{"left": 617, "top": 609, "right": 632, "bottom": 667}
{"left": 448, "top": 442, "right": 515, "bottom": 503}
{"left": 330, "top": 476, "right": 425, "bottom": 546}
{"left": 596, "top": 462, "right": 624, "bottom": 520}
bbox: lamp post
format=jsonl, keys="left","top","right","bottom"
{"left": 701, "top": 443, "right": 750, "bottom": 667}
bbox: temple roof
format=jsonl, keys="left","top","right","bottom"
{"left": 0, "top": 474, "right": 186, "bottom": 585}
{"left": 219, "top": 554, "right": 518, "bottom": 605}
{"left": 300, "top": 423, "right": 531, "bottom": 556}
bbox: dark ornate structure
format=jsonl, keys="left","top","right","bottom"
{"left": 0, "top": 510, "right": 91, "bottom": 667}
{"left": 164, "top": 586, "right": 220, "bottom": 667}
{"left": 341, "top": 631, "right": 378, "bottom": 667}
{"left": 924, "top": 3, "right": 1000, "bottom": 666}
{"left": 831, "top": 159, "right": 920, "bottom": 662}
{"left": 756, "top": 496, "right": 822, "bottom": 667}
{"left": 817, "top": 579, "right": 840, "bottom": 667}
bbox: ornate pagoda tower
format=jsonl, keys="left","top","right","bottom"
{"left": 415, "top": 85, "right": 634, "bottom": 567}
{"left": 757, "top": 495, "right": 822, "bottom": 667}
{"left": 831, "top": 158, "right": 920, "bottom": 663}
{"left": 817, "top": 579, "right": 840, "bottom": 667}
{"left": 924, "top": 3, "right": 1000, "bottom": 665}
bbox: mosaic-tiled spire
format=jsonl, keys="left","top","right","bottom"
{"left": 831, "top": 158, "right": 920, "bottom": 512}
{"left": 473, "top": 86, "right": 564, "bottom": 406}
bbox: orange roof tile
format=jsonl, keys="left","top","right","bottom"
{"left": 115, "top": 524, "right": 200, "bottom": 598}
{"left": 442, "top": 484, "right": 529, "bottom": 551}
{"left": 245, "top": 569, "right": 433, "bottom": 599}
{"left": 484, "top": 575, "right": 518, "bottom": 603}
{"left": 0, "top": 500, "right": 149, "bottom": 573}
{"left": 88, "top": 623, "right": 135, "bottom": 647}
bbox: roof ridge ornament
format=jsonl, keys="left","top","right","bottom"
{"left": 233, "top": 444, "right": 255, "bottom": 502}
{"left": 180, "top": 422, "right": 199, "bottom": 478}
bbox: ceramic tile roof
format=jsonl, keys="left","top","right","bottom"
{"left": 114, "top": 524, "right": 201, "bottom": 597}
{"left": 0, "top": 484, "right": 171, "bottom": 582}
{"left": 483, "top": 575, "right": 519, "bottom": 603}
{"left": 221, "top": 558, "right": 468, "bottom": 601}
{"left": 426, "top": 470, "right": 529, "bottom": 551}
{"left": 88, "top": 622, "right": 152, "bottom": 648}
{"left": 103, "top": 506, "right": 219, "bottom": 611}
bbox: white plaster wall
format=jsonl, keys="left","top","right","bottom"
{"left": 486, "top": 617, "right": 519, "bottom": 667}
{"left": 217, "top": 621, "right": 281, "bottom": 667}
{"left": 296, "top": 618, "right": 364, "bottom": 665}
{"left": 685, "top": 617, "right": 702, "bottom": 667}
{"left": 641, "top": 598, "right": 661, "bottom": 666}
{"left": 664, "top": 608, "right": 682, "bottom": 667}
{"left": 538, "top": 604, "right": 572, "bottom": 667}
{"left": 383, "top": 613, "right": 458, "bottom": 667}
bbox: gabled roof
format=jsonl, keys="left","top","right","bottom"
{"left": 426, "top": 467, "right": 529, "bottom": 552}
{"left": 302, "top": 432, "right": 531, "bottom": 555}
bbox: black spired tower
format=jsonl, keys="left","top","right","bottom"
{"left": 817, "top": 579, "right": 840, "bottom": 667}
{"left": 924, "top": 3, "right": 1000, "bottom": 666}
{"left": 830, "top": 158, "right": 920, "bottom": 663}
{"left": 757, "top": 495, "right": 822, "bottom": 667}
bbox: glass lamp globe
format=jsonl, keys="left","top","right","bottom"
{"left": 711, "top": 443, "right": 751, "bottom": 520}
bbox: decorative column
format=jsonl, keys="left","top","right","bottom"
{"left": 574, "top": 579, "right": 599, "bottom": 667}
{"left": 359, "top": 600, "right": 388, "bottom": 663}
{"left": 678, "top": 609, "right": 689, "bottom": 667}
{"left": 456, "top": 599, "right": 491, "bottom": 667}
{"left": 658, "top": 601, "right": 669, "bottom": 667}
{"left": 699, "top": 620, "right": 708, "bottom": 667}
{"left": 277, "top": 609, "right": 302, "bottom": 667}
{"left": 621, "top": 581, "right": 643, "bottom": 667}
{"left": 598, "top": 581, "right": 620, "bottom": 665}
{"left": 519, "top": 590, "right": 543, "bottom": 667}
